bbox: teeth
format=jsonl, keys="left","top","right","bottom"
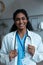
{"left": 20, "top": 24, "right": 24, "bottom": 26}
{"left": 20, "top": 24, "right": 23, "bottom": 25}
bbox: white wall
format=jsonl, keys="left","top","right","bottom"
{"left": 1, "top": 0, "right": 43, "bottom": 18}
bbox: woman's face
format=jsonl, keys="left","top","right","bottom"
{"left": 15, "top": 13, "right": 28, "bottom": 30}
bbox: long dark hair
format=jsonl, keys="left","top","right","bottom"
{"left": 10, "top": 9, "right": 33, "bottom": 32}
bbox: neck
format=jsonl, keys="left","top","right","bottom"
{"left": 17, "top": 28, "right": 27, "bottom": 38}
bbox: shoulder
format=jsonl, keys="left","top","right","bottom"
{"left": 28, "top": 30, "right": 42, "bottom": 40}
{"left": 3, "top": 31, "right": 16, "bottom": 40}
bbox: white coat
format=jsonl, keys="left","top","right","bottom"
{"left": 0, "top": 30, "right": 43, "bottom": 65}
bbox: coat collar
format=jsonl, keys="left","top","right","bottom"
{"left": 13, "top": 29, "right": 32, "bottom": 40}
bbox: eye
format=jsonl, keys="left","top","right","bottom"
{"left": 22, "top": 17, "right": 26, "bottom": 20}
{"left": 15, "top": 18, "right": 20, "bottom": 21}
{"left": 15, "top": 17, "right": 26, "bottom": 21}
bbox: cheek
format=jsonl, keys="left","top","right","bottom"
{"left": 15, "top": 22, "right": 19, "bottom": 27}
{"left": 24, "top": 20, "right": 28, "bottom": 25}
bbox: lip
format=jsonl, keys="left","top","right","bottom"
{"left": 19, "top": 24, "right": 24, "bottom": 27}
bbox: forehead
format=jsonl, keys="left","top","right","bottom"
{"left": 15, "top": 13, "right": 26, "bottom": 18}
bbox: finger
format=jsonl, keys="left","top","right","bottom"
{"left": 28, "top": 45, "right": 34, "bottom": 49}
{"left": 28, "top": 48, "right": 32, "bottom": 51}
{"left": 28, "top": 46, "right": 32, "bottom": 49}
{"left": 28, "top": 49, "right": 32, "bottom": 54}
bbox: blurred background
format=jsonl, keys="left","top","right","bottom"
{"left": 0, "top": 0, "right": 43, "bottom": 65}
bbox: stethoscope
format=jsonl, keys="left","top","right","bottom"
{"left": 0, "top": 31, "right": 31, "bottom": 56}
{"left": 14, "top": 30, "right": 31, "bottom": 54}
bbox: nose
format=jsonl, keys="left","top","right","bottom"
{"left": 19, "top": 19, "right": 23, "bottom": 23}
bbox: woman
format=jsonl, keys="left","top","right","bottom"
{"left": 0, "top": 9, "right": 43, "bottom": 65}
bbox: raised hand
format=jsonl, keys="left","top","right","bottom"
{"left": 28, "top": 45, "right": 35, "bottom": 56}
{"left": 9, "top": 49, "right": 18, "bottom": 61}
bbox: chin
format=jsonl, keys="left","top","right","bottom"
{"left": 19, "top": 28, "right": 25, "bottom": 30}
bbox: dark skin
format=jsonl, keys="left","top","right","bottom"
{"left": 9, "top": 13, "right": 35, "bottom": 61}
{"left": 9, "top": 49, "right": 17, "bottom": 61}
{"left": 28, "top": 45, "right": 35, "bottom": 56}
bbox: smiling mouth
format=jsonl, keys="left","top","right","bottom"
{"left": 19, "top": 23, "right": 25, "bottom": 26}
